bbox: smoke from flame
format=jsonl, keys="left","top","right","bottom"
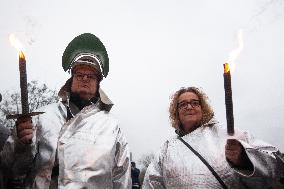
{"left": 226, "top": 29, "right": 244, "bottom": 72}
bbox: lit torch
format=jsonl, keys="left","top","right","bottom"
{"left": 223, "top": 63, "right": 234, "bottom": 135}
{"left": 7, "top": 34, "right": 44, "bottom": 119}
{"left": 224, "top": 30, "right": 243, "bottom": 135}
{"left": 19, "top": 51, "right": 29, "bottom": 115}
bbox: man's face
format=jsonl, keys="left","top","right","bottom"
{"left": 71, "top": 65, "right": 99, "bottom": 100}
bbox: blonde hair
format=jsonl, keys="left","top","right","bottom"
{"left": 169, "top": 87, "right": 214, "bottom": 130}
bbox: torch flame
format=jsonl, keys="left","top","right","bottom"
{"left": 9, "top": 34, "right": 24, "bottom": 51}
{"left": 224, "top": 63, "right": 230, "bottom": 73}
{"left": 225, "top": 29, "right": 243, "bottom": 73}
{"left": 9, "top": 33, "right": 26, "bottom": 59}
{"left": 19, "top": 51, "right": 25, "bottom": 59}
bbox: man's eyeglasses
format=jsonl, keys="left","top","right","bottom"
{"left": 74, "top": 72, "right": 98, "bottom": 81}
{"left": 177, "top": 100, "right": 200, "bottom": 110}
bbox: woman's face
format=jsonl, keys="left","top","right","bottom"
{"left": 177, "top": 92, "right": 203, "bottom": 133}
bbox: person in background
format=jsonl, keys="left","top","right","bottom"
{"left": 131, "top": 162, "right": 141, "bottom": 189}
{"left": 0, "top": 93, "right": 12, "bottom": 189}
{"left": 0, "top": 94, "right": 10, "bottom": 188}
{"left": 143, "top": 86, "right": 284, "bottom": 189}
{"left": 1, "top": 33, "right": 132, "bottom": 189}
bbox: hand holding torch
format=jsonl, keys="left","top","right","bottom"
{"left": 8, "top": 34, "right": 44, "bottom": 144}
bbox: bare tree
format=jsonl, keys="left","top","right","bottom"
{"left": 138, "top": 152, "right": 155, "bottom": 186}
{"left": 0, "top": 80, "right": 59, "bottom": 128}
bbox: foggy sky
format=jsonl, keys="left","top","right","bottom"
{"left": 0, "top": 0, "right": 283, "bottom": 162}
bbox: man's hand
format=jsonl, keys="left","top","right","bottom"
{"left": 16, "top": 116, "right": 34, "bottom": 144}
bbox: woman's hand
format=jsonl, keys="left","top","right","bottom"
{"left": 225, "top": 139, "right": 252, "bottom": 169}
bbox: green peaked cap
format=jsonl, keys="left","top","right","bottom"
{"left": 62, "top": 33, "right": 109, "bottom": 77}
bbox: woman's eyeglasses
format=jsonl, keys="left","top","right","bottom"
{"left": 177, "top": 100, "right": 200, "bottom": 110}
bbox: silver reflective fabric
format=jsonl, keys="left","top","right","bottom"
{"left": 2, "top": 101, "right": 131, "bottom": 189}
{"left": 143, "top": 120, "right": 284, "bottom": 189}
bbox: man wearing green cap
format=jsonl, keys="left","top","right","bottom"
{"left": 1, "top": 33, "right": 132, "bottom": 188}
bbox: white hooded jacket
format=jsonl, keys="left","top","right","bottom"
{"left": 142, "top": 119, "right": 284, "bottom": 189}
{"left": 1, "top": 89, "right": 131, "bottom": 189}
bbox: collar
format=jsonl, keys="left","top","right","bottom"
{"left": 176, "top": 117, "right": 219, "bottom": 137}
{"left": 58, "top": 78, "right": 113, "bottom": 112}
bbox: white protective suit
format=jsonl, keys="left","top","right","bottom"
{"left": 142, "top": 119, "right": 284, "bottom": 189}
{"left": 0, "top": 89, "right": 132, "bottom": 189}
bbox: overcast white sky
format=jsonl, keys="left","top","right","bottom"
{"left": 0, "top": 0, "right": 284, "bottom": 162}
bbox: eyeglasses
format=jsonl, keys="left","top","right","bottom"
{"left": 177, "top": 100, "right": 200, "bottom": 110}
{"left": 73, "top": 72, "right": 98, "bottom": 81}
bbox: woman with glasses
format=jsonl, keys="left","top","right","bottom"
{"left": 142, "top": 87, "right": 284, "bottom": 189}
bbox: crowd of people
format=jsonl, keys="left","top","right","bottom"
{"left": 0, "top": 33, "right": 283, "bottom": 189}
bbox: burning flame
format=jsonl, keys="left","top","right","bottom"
{"left": 224, "top": 63, "right": 230, "bottom": 73}
{"left": 9, "top": 34, "right": 26, "bottom": 59}
{"left": 19, "top": 51, "right": 25, "bottom": 59}
{"left": 225, "top": 29, "right": 243, "bottom": 73}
